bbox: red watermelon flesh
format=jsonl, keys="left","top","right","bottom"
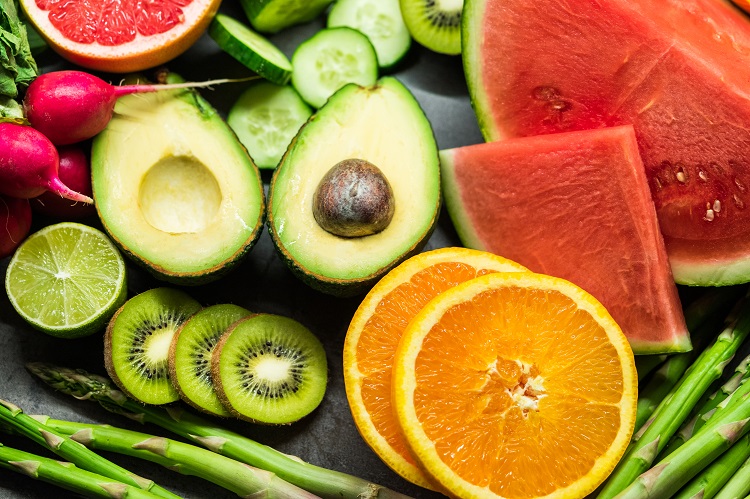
{"left": 463, "top": 0, "right": 750, "bottom": 286}
{"left": 441, "top": 125, "right": 690, "bottom": 354}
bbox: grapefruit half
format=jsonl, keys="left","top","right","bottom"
{"left": 20, "top": 0, "right": 221, "bottom": 72}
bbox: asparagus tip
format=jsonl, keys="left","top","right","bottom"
{"left": 639, "top": 463, "right": 669, "bottom": 494}
{"left": 69, "top": 428, "right": 94, "bottom": 446}
{"left": 717, "top": 418, "right": 750, "bottom": 443}
{"left": 633, "top": 436, "right": 660, "bottom": 466}
{"left": 189, "top": 434, "right": 229, "bottom": 453}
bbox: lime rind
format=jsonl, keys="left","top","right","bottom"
{"left": 5, "top": 222, "right": 127, "bottom": 338}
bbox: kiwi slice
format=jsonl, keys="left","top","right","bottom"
{"left": 105, "top": 288, "right": 202, "bottom": 405}
{"left": 399, "top": 0, "right": 462, "bottom": 55}
{"left": 169, "top": 304, "right": 253, "bottom": 417}
{"left": 212, "top": 314, "right": 328, "bottom": 424}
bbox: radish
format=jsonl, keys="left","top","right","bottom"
{"left": 0, "top": 195, "right": 32, "bottom": 259}
{"left": 23, "top": 70, "right": 253, "bottom": 145}
{"left": 32, "top": 145, "right": 95, "bottom": 219}
{"left": 0, "top": 122, "right": 93, "bottom": 203}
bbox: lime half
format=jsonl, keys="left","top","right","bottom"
{"left": 5, "top": 223, "right": 127, "bottom": 338}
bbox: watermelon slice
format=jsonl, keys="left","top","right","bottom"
{"left": 441, "top": 125, "right": 691, "bottom": 354}
{"left": 463, "top": 0, "right": 750, "bottom": 286}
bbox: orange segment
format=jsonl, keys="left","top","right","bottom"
{"left": 393, "top": 273, "right": 637, "bottom": 499}
{"left": 344, "top": 247, "right": 528, "bottom": 488}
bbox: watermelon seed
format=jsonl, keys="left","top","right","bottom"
{"left": 735, "top": 194, "right": 746, "bottom": 210}
{"left": 714, "top": 200, "right": 722, "bottom": 213}
{"left": 704, "top": 208, "right": 715, "bottom": 221}
{"left": 699, "top": 170, "right": 708, "bottom": 181}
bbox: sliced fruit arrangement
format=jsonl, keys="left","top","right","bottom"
{"left": 441, "top": 126, "right": 689, "bottom": 354}
{"left": 169, "top": 304, "right": 253, "bottom": 417}
{"left": 105, "top": 287, "right": 202, "bottom": 406}
{"left": 345, "top": 247, "right": 527, "bottom": 488}
{"left": 208, "top": 14, "right": 293, "bottom": 85}
{"left": 241, "top": 0, "right": 334, "bottom": 34}
{"left": 92, "top": 72, "right": 265, "bottom": 284}
{"left": 104, "top": 287, "right": 328, "bottom": 424}
{"left": 19, "top": 0, "right": 222, "bottom": 72}
{"left": 392, "top": 272, "right": 637, "bottom": 499}
{"left": 268, "top": 77, "right": 441, "bottom": 296}
{"left": 400, "top": 0, "right": 462, "bottom": 55}
{"left": 291, "top": 27, "right": 379, "bottom": 108}
{"left": 462, "top": 0, "right": 750, "bottom": 286}
{"left": 328, "top": 0, "right": 412, "bottom": 70}
{"left": 5, "top": 222, "right": 127, "bottom": 338}
{"left": 212, "top": 313, "right": 328, "bottom": 424}
{"left": 227, "top": 81, "right": 313, "bottom": 170}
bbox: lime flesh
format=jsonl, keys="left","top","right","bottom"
{"left": 5, "top": 222, "right": 127, "bottom": 338}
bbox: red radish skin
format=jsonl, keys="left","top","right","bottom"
{"left": 32, "top": 146, "right": 95, "bottom": 219}
{"left": 0, "top": 122, "right": 93, "bottom": 204}
{"left": 23, "top": 70, "right": 255, "bottom": 145}
{"left": 0, "top": 195, "right": 32, "bottom": 259}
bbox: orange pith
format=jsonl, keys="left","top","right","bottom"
{"left": 344, "top": 248, "right": 528, "bottom": 488}
{"left": 393, "top": 273, "right": 636, "bottom": 499}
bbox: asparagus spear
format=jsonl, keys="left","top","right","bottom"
{"left": 672, "top": 432, "right": 750, "bottom": 499}
{"left": 0, "top": 442, "right": 162, "bottom": 499}
{"left": 635, "top": 355, "right": 667, "bottom": 382}
{"left": 633, "top": 287, "right": 743, "bottom": 432}
{"left": 612, "top": 389, "right": 750, "bottom": 499}
{"left": 714, "top": 453, "right": 750, "bottom": 499}
{"left": 37, "top": 416, "right": 320, "bottom": 499}
{"left": 599, "top": 295, "right": 750, "bottom": 499}
{"left": 662, "top": 353, "right": 750, "bottom": 457}
{"left": 26, "top": 362, "right": 414, "bottom": 499}
{"left": 0, "top": 399, "right": 178, "bottom": 499}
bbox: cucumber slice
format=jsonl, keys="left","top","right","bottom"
{"left": 241, "top": 0, "right": 334, "bottom": 34}
{"left": 228, "top": 82, "right": 313, "bottom": 169}
{"left": 327, "top": 0, "right": 411, "bottom": 70}
{"left": 209, "top": 14, "right": 292, "bottom": 85}
{"left": 291, "top": 27, "right": 379, "bottom": 108}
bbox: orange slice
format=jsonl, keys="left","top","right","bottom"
{"left": 393, "top": 272, "right": 637, "bottom": 499}
{"left": 344, "top": 247, "right": 528, "bottom": 489}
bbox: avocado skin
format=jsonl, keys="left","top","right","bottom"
{"left": 267, "top": 79, "right": 442, "bottom": 297}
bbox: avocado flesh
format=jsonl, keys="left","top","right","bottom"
{"left": 269, "top": 77, "right": 440, "bottom": 292}
{"left": 92, "top": 83, "right": 265, "bottom": 283}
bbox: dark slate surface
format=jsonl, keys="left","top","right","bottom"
{"left": 0, "top": 3, "right": 480, "bottom": 498}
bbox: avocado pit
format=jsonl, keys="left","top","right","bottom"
{"left": 313, "top": 158, "right": 395, "bottom": 238}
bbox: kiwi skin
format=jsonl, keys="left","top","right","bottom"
{"left": 210, "top": 314, "right": 328, "bottom": 425}
{"left": 168, "top": 308, "right": 255, "bottom": 418}
{"left": 104, "top": 288, "right": 202, "bottom": 406}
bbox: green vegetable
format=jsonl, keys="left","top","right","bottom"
{"left": 598, "top": 294, "right": 750, "bottom": 499}
{"left": 0, "top": 0, "right": 37, "bottom": 98}
{"left": 0, "top": 399, "right": 178, "bottom": 499}
{"left": 612, "top": 388, "right": 750, "bottom": 499}
{"left": 0, "top": 442, "right": 163, "bottom": 499}
{"left": 27, "top": 363, "right": 414, "bottom": 499}
{"left": 37, "top": 417, "right": 320, "bottom": 499}
{"left": 635, "top": 355, "right": 667, "bottom": 382}
{"left": 662, "top": 352, "right": 750, "bottom": 457}
{"left": 633, "top": 286, "right": 741, "bottom": 432}
{"left": 673, "top": 432, "right": 750, "bottom": 499}
{"left": 714, "top": 454, "right": 750, "bottom": 499}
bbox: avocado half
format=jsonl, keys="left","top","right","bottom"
{"left": 92, "top": 76, "right": 265, "bottom": 284}
{"left": 268, "top": 77, "right": 441, "bottom": 296}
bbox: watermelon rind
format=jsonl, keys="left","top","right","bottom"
{"left": 670, "top": 258, "right": 750, "bottom": 287}
{"left": 462, "top": 0, "right": 498, "bottom": 142}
